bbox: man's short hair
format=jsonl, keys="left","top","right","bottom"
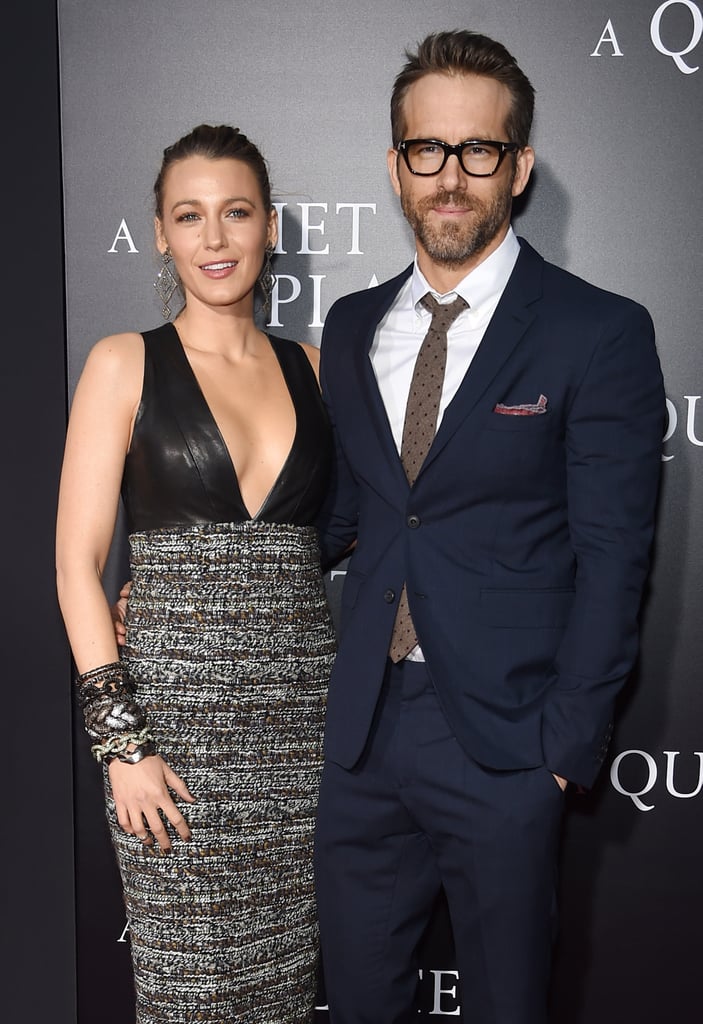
{"left": 390, "top": 30, "right": 535, "bottom": 149}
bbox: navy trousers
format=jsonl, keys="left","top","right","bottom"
{"left": 314, "top": 659, "right": 564, "bottom": 1024}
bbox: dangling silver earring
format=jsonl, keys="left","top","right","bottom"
{"left": 259, "top": 247, "right": 276, "bottom": 318}
{"left": 154, "top": 248, "right": 180, "bottom": 320}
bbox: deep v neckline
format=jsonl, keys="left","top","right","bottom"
{"left": 168, "top": 324, "right": 299, "bottom": 521}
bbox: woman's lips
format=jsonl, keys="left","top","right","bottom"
{"left": 200, "top": 260, "right": 238, "bottom": 278}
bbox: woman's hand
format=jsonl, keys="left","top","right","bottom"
{"left": 111, "top": 581, "right": 132, "bottom": 647}
{"left": 109, "top": 754, "right": 195, "bottom": 853}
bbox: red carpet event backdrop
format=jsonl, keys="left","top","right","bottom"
{"left": 57, "top": 1, "right": 702, "bottom": 1020}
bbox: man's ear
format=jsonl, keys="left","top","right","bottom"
{"left": 387, "top": 147, "right": 402, "bottom": 198}
{"left": 512, "top": 146, "right": 535, "bottom": 199}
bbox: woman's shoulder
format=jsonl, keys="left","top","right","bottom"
{"left": 296, "top": 341, "right": 320, "bottom": 375}
{"left": 288, "top": 339, "right": 320, "bottom": 383}
{"left": 89, "top": 330, "right": 144, "bottom": 360}
{"left": 269, "top": 335, "right": 320, "bottom": 376}
{"left": 80, "top": 331, "right": 145, "bottom": 391}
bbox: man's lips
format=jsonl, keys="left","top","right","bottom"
{"left": 418, "top": 194, "right": 473, "bottom": 217}
{"left": 432, "top": 204, "right": 471, "bottom": 216}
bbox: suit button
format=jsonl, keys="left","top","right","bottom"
{"left": 383, "top": 589, "right": 396, "bottom": 603}
{"left": 407, "top": 514, "right": 421, "bottom": 529}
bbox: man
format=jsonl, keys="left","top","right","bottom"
{"left": 314, "top": 29, "right": 664, "bottom": 1024}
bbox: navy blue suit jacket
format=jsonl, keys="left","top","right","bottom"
{"left": 318, "top": 238, "right": 664, "bottom": 788}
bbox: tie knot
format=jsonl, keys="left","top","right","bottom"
{"left": 419, "top": 292, "right": 468, "bottom": 332}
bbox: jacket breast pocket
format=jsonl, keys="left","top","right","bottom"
{"left": 484, "top": 410, "right": 554, "bottom": 432}
{"left": 477, "top": 411, "right": 561, "bottom": 477}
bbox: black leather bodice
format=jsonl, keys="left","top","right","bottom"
{"left": 121, "top": 324, "right": 332, "bottom": 532}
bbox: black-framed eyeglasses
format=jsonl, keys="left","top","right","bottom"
{"left": 396, "top": 139, "right": 520, "bottom": 177}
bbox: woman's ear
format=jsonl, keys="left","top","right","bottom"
{"left": 266, "top": 206, "right": 279, "bottom": 251}
{"left": 154, "top": 216, "right": 167, "bottom": 254}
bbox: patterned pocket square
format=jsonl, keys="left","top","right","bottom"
{"left": 493, "top": 394, "right": 548, "bottom": 416}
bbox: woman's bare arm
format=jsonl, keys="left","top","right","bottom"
{"left": 56, "top": 333, "right": 194, "bottom": 851}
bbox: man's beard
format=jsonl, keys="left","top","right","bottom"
{"left": 400, "top": 182, "right": 513, "bottom": 269}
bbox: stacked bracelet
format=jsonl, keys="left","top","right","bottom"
{"left": 75, "top": 661, "right": 156, "bottom": 765}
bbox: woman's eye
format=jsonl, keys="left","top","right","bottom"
{"left": 176, "top": 211, "right": 199, "bottom": 223}
{"left": 227, "top": 208, "right": 249, "bottom": 219}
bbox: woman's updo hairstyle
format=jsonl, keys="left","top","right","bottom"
{"left": 153, "top": 124, "right": 273, "bottom": 219}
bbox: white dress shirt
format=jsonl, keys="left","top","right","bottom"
{"left": 369, "top": 227, "right": 521, "bottom": 659}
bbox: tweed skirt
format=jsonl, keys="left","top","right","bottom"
{"left": 106, "top": 521, "right": 336, "bottom": 1024}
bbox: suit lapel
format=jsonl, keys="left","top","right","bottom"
{"left": 420, "top": 239, "right": 544, "bottom": 476}
{"left": 350, "top": 267, "right": 413, "bottom": 487}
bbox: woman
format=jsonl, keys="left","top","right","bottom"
{"left": 56, "top": 124, "right": 336, "bottom": 1024}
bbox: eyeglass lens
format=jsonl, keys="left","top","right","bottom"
{"left": 405, "top": 141, "right": 503, "bottom": 176}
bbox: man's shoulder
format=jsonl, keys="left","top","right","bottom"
{"left": 518, "top": 237, "right": 651, "bottom": 320}
{"left": 543, "top": 260, "right": 644, "bottom": 312}
{"left": 326, "top": 264, "right": 413, "bottom": 321}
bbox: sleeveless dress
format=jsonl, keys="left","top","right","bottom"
{"left": 109, "top": 323, "right": 336, "bottom": 1024}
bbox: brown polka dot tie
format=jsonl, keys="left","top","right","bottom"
{"left": 389, "top": 292, "right": 468, "bottom": 663}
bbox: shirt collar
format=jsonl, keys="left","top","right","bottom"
{"left": 410, "top": 226, "right": 520, "bottom": 314}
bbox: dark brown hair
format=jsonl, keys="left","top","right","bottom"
{"left": 153, "top": 124, "right": 272, "bottom": 219}
{"left": 390, "top": 30, "right": 535, "bottom": 148}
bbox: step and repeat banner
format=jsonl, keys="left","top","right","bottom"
{"left": 58, "top": 1, "right": 702, "bottom": 1020}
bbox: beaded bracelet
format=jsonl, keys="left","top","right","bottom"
{"left": 91, "top": 726, "right": 156, "bottom": 764}
{"left": 76, "top": 661, "right": 156, "bottom": 765}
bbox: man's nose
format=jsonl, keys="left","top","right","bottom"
{"left": 436, "top": 152, "right": 466, "bottom": 190}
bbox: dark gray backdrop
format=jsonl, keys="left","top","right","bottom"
{"left": 3, "top": 3, "right": 75, "bottom": 1023}
{"left": 54, "top": 1, "right": 703, "bottom": 1021}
